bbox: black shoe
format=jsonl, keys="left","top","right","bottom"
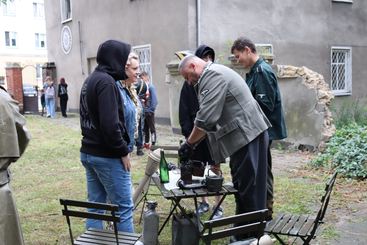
{"left": 212, "top": 206, "right": 223, "bottom": 220}
{"left": 136, "top": 149, "right": 144, "bottom": 156}
{"left": 197, "top": 202, "right": 209, "bottom": 216}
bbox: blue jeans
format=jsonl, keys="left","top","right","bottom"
{"left": 45, "top": 97, "right": 55, "bottom": 118}
{"left": 80, "top": 152, "right": 134, "bottom": 232}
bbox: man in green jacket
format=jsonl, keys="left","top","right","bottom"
{"left": 231, "top": 37, "right": 287, "bottom": 220}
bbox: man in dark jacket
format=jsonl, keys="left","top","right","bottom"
{"left": 178, "top": 45, "right": 224, "bottom": 219}
{"left": 79, "top": 40, "right": 134, "bottom": 232}
{"left": 231, "top": 37, "right": 287, "bottom": 220}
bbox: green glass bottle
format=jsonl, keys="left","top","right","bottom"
{"left": 159, "top": 150, "right": 170, "bottom": 183}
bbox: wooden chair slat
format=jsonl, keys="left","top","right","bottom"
{"left": 280, "top": 214, "right": 300, "bottom": 234}
{"left": 288, "top": 215, "right": 309, "bottom": 235}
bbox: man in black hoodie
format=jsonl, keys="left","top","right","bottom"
{"left": 79, "top": 40, "right": 134, "bottom": 232}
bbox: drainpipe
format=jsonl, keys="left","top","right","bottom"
{"left": 196, "top": 0, "right": 201, "bottom": 47}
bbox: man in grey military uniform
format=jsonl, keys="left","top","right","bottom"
{"left": 178, "top": 55, "right": 271, "bottom": 240}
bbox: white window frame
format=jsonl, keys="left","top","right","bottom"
{"left": 330, "top": 47, "right": 352, "bottom": 96}
{"left": 33, "top": 2, "right": 44, "bottom": 18}
{"left": 1, "top": 0, "right": 16, "bottom": 16}
{"left": 60, "top": 0, "right": 72, "bottom": 23}
{"left": 35, "top": 33, "right": 46, "bottom": 48}
{"left": 255, "top": 43, "right": 273, "bottom": 56}
{"left": 332, "top": 0, "right": 353, "bottom": 3}
{"left": 5, "top": 31, "right": 17, "bottom": 47}
{"left": 133, "top": 44, "right": 153, "bottom": 83}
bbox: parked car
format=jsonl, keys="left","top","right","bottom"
{"left": 23, "top": 84, "right": 38, "bottom": 97}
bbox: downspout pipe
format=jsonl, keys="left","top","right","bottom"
{"left": 196, "top": 0, "right": 201, "bottom": 47}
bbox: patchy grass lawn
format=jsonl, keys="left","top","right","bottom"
{"left": 9, "top": 114, "right": 356, "bottom": 244}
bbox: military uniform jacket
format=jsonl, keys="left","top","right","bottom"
{"left": 194, "top": 63, "right": 271, "bottom": 162}
{"left": 246, "top": 58, "right": 287, "bottom": 141}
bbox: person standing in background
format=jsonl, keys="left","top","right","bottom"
{"left": 141, "top": 72, "right": 158, "bottom": 149}
{"left": 134, "top": 76, "right": 148, "bottom": 156}
{"left": 231, "top": 37, "right": 287, "bottom": 221}
{"left": 79, "top": 40, "right": 134, "bottom": 232}
{"left": 44, "top": 76, "right": 55, "bottom": 118}
{"left": 116, "top": 52, "right": 141, "bottom": 153}
{"left": 58, "top": 77, "right": 68, "bottom": 118}
{"left": 40, "top": 89, "right": 46, "bottom": 116}
{"left": 0, "top": 85, "right": 31, "bottom": 245}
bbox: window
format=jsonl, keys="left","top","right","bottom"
{"left": 0, "top": 76, "right": 4, "bottom": 85}
{"left": 331, "top": 47, "right": 352, "bottom": 96}
{"left": 5, "top": 31, "right": 17, "bottom": 47}
{"left": 33, "top": 2, "right": 44, "bottom": 18}
{"left": 256, "top": 43, "right": 274, "bottom": 64}
{"left": 35, "top": 33, "right": 46, "bottom": 48}
{"left": 60, "top": 0, "right": 72, "bottom": 22}
{"left": 36, "top": 64, "right": 42, "bottom": 79}
{"left": 133, "top": 44, "right": 152, "bottom": 82}
{"left": 332, "top": 0, "right": 353, "bottom": 3}
{"left": 1, "top": 0, "right": 16, "bottom": 16}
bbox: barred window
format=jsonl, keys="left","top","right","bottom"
{"left": 331, "top": 47, "right": 352, "bottom": 96}
{"left": 133, "top": 44, "right": 152, "bottom": 82}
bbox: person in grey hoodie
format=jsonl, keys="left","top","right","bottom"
{"left": 79, "top": 40, "right": 134, "bottom": 232}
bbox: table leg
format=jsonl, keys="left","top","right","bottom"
{"left": 158, "top": 201, "right": 178, "bottom": 235}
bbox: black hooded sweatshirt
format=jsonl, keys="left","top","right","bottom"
{"left": 80, "top": 40, "right": 131, "bottom": 158}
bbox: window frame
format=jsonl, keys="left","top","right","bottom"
{"left": 1, "top": 0, "right": 16, "bottom": 17}
{"left": 60, "top": 0, "right": 72, "bottom": 23}
{"left": 330, "top": 46, "right": 352, "bottom": 96}
{"left": 133, "top": 44, "right": 153, "bottom": 83}
{"left": 332, "top": 0, "right": 353, "bottom": 3}
{"left": 5, "top": 31, "right": 17, "bottom": 47}
{"left": 35, "top": 33, "right": 46, "bottom": 48}
{"left": 33, "top": 2, "right": 45, "bottom": 18}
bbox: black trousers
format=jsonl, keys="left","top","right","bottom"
{"left": 229, "top": 131, "right": 268, "bottom": 239}
{"left": 59, "top": 95, "right": 68, "bottom": 117}
{"left": 144, "top": 112, "right": 156, "bottom": 144}
{"left": 267, "top": 140, "right": 274, "bottom": 217}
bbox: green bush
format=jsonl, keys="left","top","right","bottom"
{"left": 311, "top": 123, "right": 367, "bottom": 179}
{"left": 332, "top": 99, "right": 367, "bottom": 128}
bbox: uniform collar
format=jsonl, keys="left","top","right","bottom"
{"left": 248, "top": 58, "right": 263, "bottom": 75}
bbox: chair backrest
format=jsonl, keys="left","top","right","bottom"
{"left": 308, "top": 172, "right": 337, "bottom": 238}
{"left": 60, "top": 199, "right": 120, "bottom": 245}
{"left": 201, "top": 209, "right": 268, "bottom": 244}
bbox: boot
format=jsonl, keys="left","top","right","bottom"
{"left": 151, "top": 132, "right": 157, "bottom": 145}
{"left": 136, "top": 147, "right": 144, "bottom": 156}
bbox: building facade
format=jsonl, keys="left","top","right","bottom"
{"left": 43, "top": 0, "right": 367, "bottom": 120}
{"left": 0, "top": 0, "right": 47, "bottom": 89}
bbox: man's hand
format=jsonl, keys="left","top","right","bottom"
{"left": 178, "top": 141, "right": 194, "bottom": 162}
{"left": 121, "top": 155, "right": 131, "bottom": 172}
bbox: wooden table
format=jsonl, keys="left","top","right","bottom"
{"left": 151, "top": 173, "right": 238, "bottom": 235}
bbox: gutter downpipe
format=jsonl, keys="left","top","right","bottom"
{"left": 196, "top": 0, "right": 201, "bottom": 47}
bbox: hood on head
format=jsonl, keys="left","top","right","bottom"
{"left": 195, "top": 45, "right": 215, "bottom": 61}
{"left": 96, "top": 40, "right": 131, "bottom": 80}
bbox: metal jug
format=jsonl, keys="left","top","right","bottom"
{"left": 205, "top": 169, "right": 223, "bottom": 192}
